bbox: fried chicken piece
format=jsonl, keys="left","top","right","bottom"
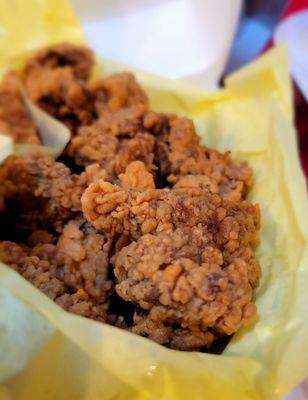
{"left": 0, "top": 72, "right": 40, "bottom": 144}
{"left": 82, "top": 181, "right": 211, "bottom": 237}
{"left": 24, "top": 43, "right": 94, "bottom": 81}
{"left": 114, "top": 132, "right": 155, "bottom": 176}
{"left": 167, "top": 117, "right": 253, "bottom": 201}
{"left": 144, "top": 113, "right": 253, "bottom": 202}
{"left": 82, "top": 160, "right": 260, "bottom": 350}
{"left": 65, "top": 74, "right": 153, "bottom": 174}
{"left": 56, "top": 219, "right": 113, "bottom": 303}
{"left": 0, "top": 153, "right": 107, "bottom": 230}
{"left": 93, "top": 73, "right": 148, "bottom": 112}
{"left": 0, "top": 46, "right": 261, "bottom": 352}
{"left": 92, "top": 73, "right": 149, "bottom": 137}
{"left": 0, "top": 219, "right": 112, "bottom": 321}
{"left": 23, "top": 67, "right": 95, "bottom": 132}
{"left": 81, "top": 175, "right": 259, "bottom": 245}
{"left": 66, "top": 121, "right": 155, "bottom": 176}
{"left": 114, "top": 227, "right": 259, "bottom": 350}
{"left": 23, "top": 44, "right": 95, "bottom": 132}
{"left": 131, "top": 313, "right": 215, "bottom": 351}
{"left": 65, "top": 122, "right": 118, "bottom": 168}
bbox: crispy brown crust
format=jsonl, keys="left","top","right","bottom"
{"left": 67, "top": 125, "right": 155, "bottom": 177}
{"left": 24, "top": 43, "right": 94, "bottom": 81}
{"left": 23, "top": 43, "right": 95, "bottom": 132}
{"left": 0, "top": 43, "right": 261, "bottom": 352}
{"left": 0, "top": 219, "right": 112, "bottom": 321}
{"left": 81, "top": 166, "right": 260, "bottom": 349}
{"left": 0, "top": 153, "right": 107, "bottom": 230}
{"left": 115, "top": 228, "right": 258, "bottom": 344}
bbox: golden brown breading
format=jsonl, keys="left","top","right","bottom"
{"left": 93, "top": 73, "right": 148, "bottom": 111}
{"left": 24, "top": 67, "right": 94, "bottom": 131}
{"left": 145, "top": 113, "right": 253, "bottom": 201}
{"left": 0, "top": 153, "right": 107, "bottom": 230}
{"left": 65, "top": 73, "right": 153, "bottom": 173}
{"left": 119, "top": 161, "right": 155, "bottom": 190}
{"left": 0, "top": 72, "right": 41, "bottom": 144}
{"left": 66, "top": 122, "right": 118, "bottom": 168}
{"left": 0, "top": 44, "right": 262, "bottom": 352}
{"left": 81, "top": 175, "right": 259, "bottom": 244}
{"left": 131, "top": 313, "right": 216, "bottom": 351}
{"left": 0, "top": 219, "right": 112, "bottom": 321}
{"left": 114, "top": 132, "right": 155, "bottom": 176}
{"left": 66, "top": 122, "right": 155, "bottom": 176}
{"left": 115, "top": 227, "right": 259, "bottom": 350}
{"left": 81, "top": 160, "right": 260, "bottom": 350}
{"left": 23, "top": 42, "right": 95, "bottom": 132}
{"left": 92, "top": 73, "right": 149, "bottom": 137}
{"left": 81, "top": 181, "right": 208, "bottom": 237}
{"left": 24, "top": 43, "right": 94, "bottom": 81}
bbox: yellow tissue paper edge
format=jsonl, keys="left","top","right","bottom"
{"left": 0, "top": 68, "right": 71, "bottom": 163}
{"left": 0, "top": 96, "right": 71, "bottom": 162}
{"left": 0, "top": 1, "right": 307, "bottom": 399}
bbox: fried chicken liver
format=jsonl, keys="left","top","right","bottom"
{"left": 0, "top": 218, "right": 112, "bottom": 321}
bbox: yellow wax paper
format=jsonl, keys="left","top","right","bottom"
{"left": 0, "top": 1, "right": 308, "bottom": 399}
{"left": 0, "top": 0, "right": 74, "bottom": 161}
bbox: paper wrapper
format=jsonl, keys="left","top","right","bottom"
{"left": 0, "top": 69, "right": 70, "bottom": 161}
{"left": 0, "top": 1, "right": 307, "bottom": 399}
{"left": 0, "top": 97, "right": 71, "bottom": 162}
{"left": 0, "top": 0, "right": 75, "bottom": 160}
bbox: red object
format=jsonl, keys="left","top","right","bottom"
{"left": 283, "top": 0, "right": 308, "bottom": 16}
{"left": 266, "top": 0, "right": 308, "bottom": 176}
{"left": 295, "top": 86, "right": 308, "bottom": 176}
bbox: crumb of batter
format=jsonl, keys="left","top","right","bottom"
{"left": 119, "top": 161, "right": 155, "bottom": 190}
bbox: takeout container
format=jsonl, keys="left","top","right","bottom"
{"left": 0, "top": 1, "right": 307, "bottom": 399}
{"left": 71, "top": 0, "right": 242, "bottom": 89}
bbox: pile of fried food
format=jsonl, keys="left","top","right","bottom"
{"left": 0, "top": 43, "right": 260, "bottom": 351}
